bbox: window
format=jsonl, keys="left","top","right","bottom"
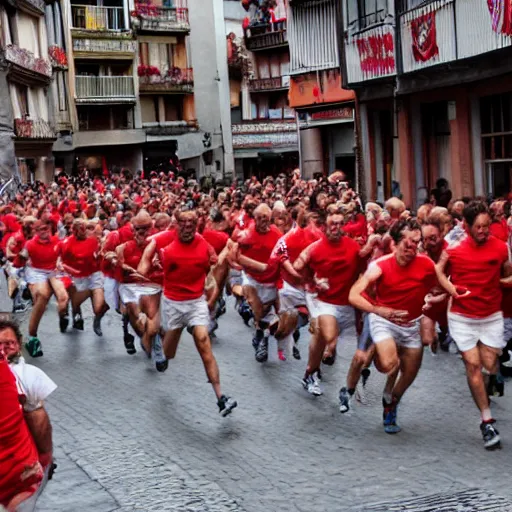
{"left": 139, "top": 42, "right": 149, "bottom": 66}
{"left": 346, "top": 0, "right": 387, "bottom": 30}
{"left": 17, "top": 86, "right": 29, "bottom": 117}
{"left": 56, "top": 72, "right": 68, "bottom": 112}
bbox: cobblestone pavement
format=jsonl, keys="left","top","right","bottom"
{"left": 10, "top": 294, "right": 512, "bottom": 512}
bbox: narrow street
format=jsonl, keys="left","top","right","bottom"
{"left": 12, "top": 296, "right": 512, "bottom": 511}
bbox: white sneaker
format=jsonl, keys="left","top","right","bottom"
{"left": 302, "top": 372, "right": 323, "bottom": 396}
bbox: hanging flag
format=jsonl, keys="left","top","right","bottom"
{"left": 411, "top": 12, "right": 439, "bottom": 62}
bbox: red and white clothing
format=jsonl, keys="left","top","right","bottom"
{"left": 201, "top": 228, "right": 229, "bottom": 256}
{"left": 60, "top": 235, "right": 103, "bottom": 291}
{"left": 24, "top": 235, "right": 60, "bottom": 284}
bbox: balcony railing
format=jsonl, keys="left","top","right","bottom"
{"left": 232, "top": 120, "right": 298, "bottom": 150}
{"left": 4, "top": 44, "right": 52, "bottom": 79}
{"left": 143, "top": 120, "right": 198, "bottom": 136}
{"left": 18, "top": 0, "right": 45, "bottom": 16}
{"left": 73, "top": 38, "right": 136, "bottom": 54}
{"left": 75, "top": 76, "right": 135, "bottom": 102}
{"left": 132, "top": 3, "right": 190, "bottom": 32}
{"left": 71, "top": 5, "right": 127, "bottom": 31}
{"left": 139, "top": 68, "right": 193, "bottom": 93}
{"left": 244, "top": 21, "right": 287, "bottom": 51}
{"left": 14, "top": 118, "right": 56, "bottom": 139}
{"left": 248, "top": 76, "right": 290, "bottom": 92}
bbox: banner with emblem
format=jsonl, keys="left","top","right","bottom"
{"left": 411, "top": 12, "right": 439, "bottom": 62}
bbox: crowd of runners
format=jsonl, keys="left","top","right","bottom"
{"left": 0, "top": 168, "right": 511, "bottom": 495}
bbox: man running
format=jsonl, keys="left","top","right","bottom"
{"left": 349, "top": 218, "right": 439, "bottom": 433}
{"left": 159, "top": 207, "right": 237, "bottom": 416}
{"left": 436, "top": 200, "right": 512, "bottom": 449}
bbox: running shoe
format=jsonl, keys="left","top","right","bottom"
{"left": 278, "top": 349, "right": 286, "bottom": 361}
{"left": 292, "top": 344, "right": 301, "bottom": 360}
{"left": 238, "top": 299, "right": 253, "bottom": 326}
{"left": 13, "top": 301, "right": 30, "bottom": 314}
{"left": 21, "top": 286, "right": 32, "bottom": 301}
{"left": 93, "top": 315, "right": 103, "bottom": 336}
{"left": 293, "top": 329, "right": 300, "bottom": 343}
{"left": 255, "top": 337, "right": 268, "bottom": 363}
{"left": 124, "top": 333, "right": 136, "bottom": 355}
{"left": 252, "top": 329, "right": 263, "bottom": 351}
{"left": 59, "top": 315, "right": 69, "bottom": 333}
{"left": 480, "top": 420, "right": 501, "bottom": 449}
{"left": 152, "top": 334, "right": 168, "bottom": 373}
{"left": 26, "top": 337, "right": 43, "bottom": 358}
{"left": 383, "top": 398, "right": 401, "bottom": 434}
{"left": 73, "top": 314, "right": 84, "bottom": 331}
{"left": 218, "top": 395, "right": 237, "bottom": 417}
{"left": 339, "top": 387, "right": 353, "bottom": 413}
{"left": 302, "top": 372, "right": 323, "bottom": 396}
{"left": 217, "top": 297, "right": 227, "bottom": 318}
{"left": 487, "top": 374, "right": 504, "bottom": 397}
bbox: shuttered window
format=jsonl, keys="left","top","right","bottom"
{"left": 288, "top": 0, "right": 339, "bottom": 74}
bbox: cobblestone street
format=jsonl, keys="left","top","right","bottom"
{"left": 13, "top": 297, "right": 512, "bottom": 512}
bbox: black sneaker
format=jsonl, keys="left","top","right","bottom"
{"left": 73, "top": 314, "right": 84, "bottom": 331}
{"left": 218, "top": 395, "right": 237, "bottom": 417}
{"left": 339, "top": 387, "right": 353, "bottom": 413}
{"left": 361, "top": 368, "right": 371, "bottom": 387}
{"left": 59, "top": 315, "right": 69, "bottom": 333}
{"left": 255, "top": 337, "right": 268, "bottom": 363}
{"left": 292, "top": 344, "right": 301, "bottom": 360}
{"left": 480, "top": 420, "right": 501, "bottom": 449}
{"left": 252, "top": 329, "right": 263, "bottom": 351}
{"left": 293, "top": 329, "right": 300, "bottom": 343}
{"left": 487, "top": 374, "right": 505, "bottom": 397}
{"left": 93, "top": 316, "right": 103, "bottom": 336}
{"left": 123, "top": 333, "right": 136, "bottom": 355}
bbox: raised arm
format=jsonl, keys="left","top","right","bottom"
{"left": 137, "top": 239, "right": 157, "bottom": 276}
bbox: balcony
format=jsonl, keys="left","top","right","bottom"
{"left": 17, "top": 0, "right": 45, "bottom": 16}
{"left": 143, "top": 120, "right": 198, "bottom": 136}
{"left": 244, "top": 21, "right": 287, "bottom": 51}
{"left": 71, "top": 5, "right": 128, "bottom": 32}
{"left": 14, "top": 118, "right": 56, "bottom": 140}
{"left": 72, "top": 38, "right": 136, "bottom": 57}
{"left": 3, "top": 45, "right": 52, "bottom": 86}
{"left": 131, "top": 3, "right": 190, "bottom": 33}
{"left": 75, "top": 76, "right": 136, "bottom": 103}
{"left": 248, "top": 76, "right": 290, "bottom": 93}
{"left": 232, "top": 120, "right": 298, "bottom": 150}
{"left": 138, "top": 67, "right": 193, "bottom": 93}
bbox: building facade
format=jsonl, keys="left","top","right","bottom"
{"left": 343, "top": 0, "right": 512, "bottom": 207}
{"left": 287, "top": 0, "right": 356, "bottom": 182}
{"left": 227, "top": 0, "right": 298, "bottom": 182}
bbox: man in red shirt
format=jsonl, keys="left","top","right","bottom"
{"left": 349, "top": 218, "right": 440, "bottom": 434}
{"left": 160, "top": 208, "right": 237, "bottom": 416}
{"left": 436, "top": 200, "right": 512, "bottom": 449}
{"left": 236, "top": 203, "right": 282, "bottom": 362}
{"left": 59, "top": 219, "right": 108, "bottom": 335}
{"left": 294, "top": 210, "right": 361, "bottom": 396}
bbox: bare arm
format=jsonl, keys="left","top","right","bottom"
{"left": 24, "top": 407, "right": 53, "bottom": 463}
{"left": 137, "top": 239, "right": 156, "bottom": 276}
{"left": 435, "top": 250, "right": 458, "bottom": 297}
{"left": 6, "top": 236, "right": 18, "bottom": 260}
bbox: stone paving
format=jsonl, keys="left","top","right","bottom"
{"left": 8, "top": 294, "right": 512, "bottom": 512}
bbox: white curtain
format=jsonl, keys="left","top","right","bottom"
{"left": 149, "top": 43, "right": 160, "bottom": 68}
{"left": 46, "top": 5, "right": 55, "bottom": 47}
{"left": 27, "top": 88, "right": 40, "bottom": 119}
{"left": 54, "top": 1, "right": 64, "bottom": 48}
{"left": 159, "top": 43, "right": 169, "bottom": 74}
{"left": 38, "top": 17, "right": 48, "bottom": 59}
{"left": 10, "top": 84, "right": 21, "bottom": 119}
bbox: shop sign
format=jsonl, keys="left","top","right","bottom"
{"left": 310, "top": 108, "right": 353, "bottom": 121}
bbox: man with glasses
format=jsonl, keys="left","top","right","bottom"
{"left": 159, "top": 207, "right": 237, "bottom": 416}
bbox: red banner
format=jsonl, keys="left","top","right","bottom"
{"left": 411, "top": 12, "right": 439, "bottom": 62}
{"left": 355, "top": 33, "right": 395, "bottom": 75}
{"left": 487, "top": 0, "right": 512, "bottom": 35}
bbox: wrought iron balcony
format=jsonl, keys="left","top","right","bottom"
{"left": 71, "top": 5, "right": 127, "bottom": 31}
{"left": 14, "top": 118, "right": 56, "bottom": 140}
{"left": 138, "top": 68, "right": 193, "bottom": 93}
{"left": 75, "top": 76, "right": 136, "bottom": 103}
{"left": 72, "top": 38, "right": 136, "bottom": 55}
{"left": 244, "top": 21, "right": 287, "bottom": 51}
{"left": 131, "top": 3, "right": 190, "bottom": 32}
{"left": 232, "top": 120, "right": 298, "bottom": 150}
{"left": 3, "top": 45, "right": 52, "bottom": 85}
{"left": 143, "top": 120, "right": 199, "bottom": 136}
{"left": 248, "top": 76, "right": 290, "bottom": 92}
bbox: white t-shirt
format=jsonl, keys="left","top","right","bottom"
{"left": 9, "top": 357, "right": 57, "bottom": 412}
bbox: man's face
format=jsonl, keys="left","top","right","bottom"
{"left": 133, "top": 222, "right": 152, "bottom": 243}
{"left": 397, "top": 228, "right": 421, "bottom": 263}
{"left": 37, "top": 224, "right": 51, "bottom": 240}
{"left": 0, "top": 328, "right": 21, "bottom": 361}
{"left": 245, "top": 201, "right": 256, "bottom": 218}
{"left": 177, "top": 211, "right": 198, "bottom": 243}
{"left": 422, "top": 225, "right": 442, "bottom": 255}
{"left": 254, "top": 209, "right": 271, "bottom": 234}
{"left": 272, "top": 209, "right": 289, "bottom": 233}
{"left": 467, "top": 213, "right": 490, "bottom": 245}
{"left": 73, "top": 222, "right": 87, "bottom": 240}
{"left": 325, "top": 214, "right": 344, "bottom": 242}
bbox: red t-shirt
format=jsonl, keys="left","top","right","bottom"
{"left": 202, "top": 228, "right": 229, "bottom": 255}
{"left": 161, "top": 234, "right": 215, "bottom": 301}
{"left": 122, "top": 240, "right": 162, "bottom": 285}
{"left": 60, "top": 235, "right": 99, "bottom": 277}
{"left": 25, "top": 235, "right": 60, "bottom": 271}
{"left": 373, "top": 253, "right": 437, "bottom": 323}
{"left": 343, "top": 213, "right": 368, "bottom": 243}
{"left": 152, "top": 229, "right": 177, "bottom": 251}
{"left": 101, "top": 231, "right": 120, "bottom": 279}
{"left": 238, "top": 225, "right": 282, "bottom": 284}
{"left": 0, "top": 213, "right": 21, "bottom": 251}
{"left": 0, "top": 362, "right": 41, "bottom": 507}
{"left": 8, "top": 231, "right": 26, "bottom": 268}
{"left": 447, "top": 235, "right": 509, "bottom": 318}
{"left": 490, "top": 219, "right": 509, "bottom": 242}
{"left": 308, "top": 235, "right": 362, "bottom": 306}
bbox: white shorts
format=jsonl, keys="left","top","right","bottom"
{"left": 73, "top": 271, "right": 104, "bottom": 292}
{"left": 505, "top": 317, "right": 512, "bottom": 343}
{"left": 278, "top": 281, "right": 306, "bottom": 314}
{"left": 369, "top": 313, "right": 423, "bottom": 349}
{"left": 242, "top": 272, "right": 277, "bottom": 304}
{"left": 25, "top": 266, "right": 55, "bottom": 284}
{"left": 229, "top": 269, "right": 243, "bottom": 288}
{"left": 305, "top": 291, "right": 319, "bottom": 320}
{"left": 313, "top": 298, "right": 357, "bottom": 344}
{"left": 161, "top": 295, "right": 210, "bottom": 331}
{"left": 448, "top": 311, "right": 505, "bottom": 353}
{"left": 119, "top": 283, "right": 161, "bottom": 305}
{"left": 104, "top": 276, "right": 119, "bottom": 311}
